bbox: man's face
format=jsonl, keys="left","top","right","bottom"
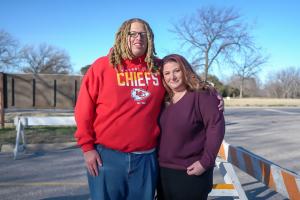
{"left": 127, "top": 22, "right": 148, "bottom": 58}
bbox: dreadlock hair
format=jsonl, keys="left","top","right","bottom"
{"left": 161, "top": 54, "right": 209, "bottom": 102}
{"left": 109, "top": 18, "right": 157, "bottom": 72}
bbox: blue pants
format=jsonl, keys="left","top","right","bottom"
{"left": 87, "top": 144, "right": 158, "bottom": 200}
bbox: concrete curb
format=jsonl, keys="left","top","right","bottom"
{"left": 0, "top": 142, "right": 78, "bottom": 153}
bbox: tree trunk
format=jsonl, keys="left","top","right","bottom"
{"left": 239, "top": 79, "right": 244, "bottom": 98}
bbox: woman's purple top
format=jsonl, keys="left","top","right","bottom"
{"left": 158, "top": 90, "right": 225, "bottom": 170}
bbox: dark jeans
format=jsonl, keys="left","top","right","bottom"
{"left": 87, "top": 144, "right": 158, "bottom": 200}
{"left": 157, "top": 167, "right": 213, "bottom": 200}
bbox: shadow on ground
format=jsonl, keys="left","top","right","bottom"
{"left": 41, "top": 194, "right": 90, "bottom": 200}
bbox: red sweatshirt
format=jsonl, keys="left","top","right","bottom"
{"left": 74, "top": 53, "right": 165, "bottom": 153}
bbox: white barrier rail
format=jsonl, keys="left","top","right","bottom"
{"left": 13, "top": 116, "right": 76, "bottom": 159}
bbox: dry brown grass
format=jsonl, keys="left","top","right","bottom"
{"left": 0, "top": 126, "right": 76, "bottom": 145}
{"left": 224, "top": 98, "right": 300, "bottom": 107}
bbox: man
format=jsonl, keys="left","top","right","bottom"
{"left": 75, "top": 18, "right": 165, "bottom": 200}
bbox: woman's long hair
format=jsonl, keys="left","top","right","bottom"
{"left": 161, "top": 54, "right": 207, "bottom": 102}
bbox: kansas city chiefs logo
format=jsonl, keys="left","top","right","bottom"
{"left": 131, "top": 88, "right": 150, "bottom": 101}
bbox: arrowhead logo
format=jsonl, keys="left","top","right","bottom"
{"left": 131, "top": 88, "right": 150, "bottom": 101}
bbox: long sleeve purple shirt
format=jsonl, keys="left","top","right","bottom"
{"left": 158, "top": 90, "right": 225, "bottom": 170}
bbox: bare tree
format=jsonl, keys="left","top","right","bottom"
{"left": 264, "top": 67, "right": 300, "bottom": 98}
{"left": 80, "top": 64, "right": 91, "bottom": 75}
{"left": 232, "top": 49, "right": 268, "bottom": 98}
{"left": 0, "top": 30, "right": 19, "bottom": 72}
{"left": 172, "top": 6, "right": 253, "bottom": 81}
{"left": 20, "top": 44, "right": 72, "bottom": 74}
{"left": 227, "top": 75, "right": 261, "bottom": 97}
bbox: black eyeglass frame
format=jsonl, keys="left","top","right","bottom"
{"left": 128, "top": 31, "right": 147, "bottom": 38}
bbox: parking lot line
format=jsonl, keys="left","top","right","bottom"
{"left": 0, "top": 182, "right": 87, "bottom": 187}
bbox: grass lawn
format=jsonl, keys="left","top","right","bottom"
{"left": 0, "top": 126, "right": 76, "bottom": 146}
{"left": 224, "top": 98, "right": 300, "bottom": 107}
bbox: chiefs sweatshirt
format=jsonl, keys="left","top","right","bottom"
{"left": 74, "top": 53, "right": 165, "bottom": 153}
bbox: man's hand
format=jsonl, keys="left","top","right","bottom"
{"left": 84, "top": 150, "right": 102, "bottom": 176}
{"left": 187, "top": 161, "right": 206, "bottom": 176}
{"left": 217, "top": 94, "right": 224, "bottom": 111}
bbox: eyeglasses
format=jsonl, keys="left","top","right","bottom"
{"left": 128, "top": 31, "right": 147, "bottom": 38}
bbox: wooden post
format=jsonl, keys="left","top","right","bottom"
{"left": 32, "top": 78, "right": 36, "bottom": 107}
{"left": 53, "top": 79, "right": 57, "bottom": 107}
{"left": 74, "top": 79, "right": 77, "bottom": 107}
{"left": 11, "top": 77, "right": 15, "bottom": 106}
{"left": 0, "top": 73, "right": 5, "bottom": 128}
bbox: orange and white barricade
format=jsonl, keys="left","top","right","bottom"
{"left": 209, "top": 156, "right": 248, "bottom": 199}
{"left": 214, "top": 140, "right": 300, "bottom": 200}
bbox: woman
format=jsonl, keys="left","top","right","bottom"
{"left": 158, "top": 54, "right": 225, "bottom": 200}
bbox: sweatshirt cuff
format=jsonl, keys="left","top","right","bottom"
{"left": 199, "top": 156, "right": 212, "bottom": 170}
{"left": 81, "top": 143, "right": 95, "bottom": 152}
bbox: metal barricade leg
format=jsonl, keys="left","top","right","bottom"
{"left": 14, "top": 119, "right": 26, "bottom": 159}
{"left": 14, "top": 119, "right": 21, "bottom": 159}
{"left": 217, "top": 158, "right": 248, "bottom": 200}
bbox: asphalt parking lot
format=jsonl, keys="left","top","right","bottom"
{"left": 1, "top": 107, "right": 299, "bottom": 200}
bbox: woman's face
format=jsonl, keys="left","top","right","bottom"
{"left": 162, "top": 61, "right": 186, "bottom": 92}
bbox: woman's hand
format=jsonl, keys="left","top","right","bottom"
{"left": 186, "top": 161, "right": 206, "bottom": 176}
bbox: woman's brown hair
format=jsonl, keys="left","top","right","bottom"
{"left": 161, "top": 54, "right": 207, "bottom": 102}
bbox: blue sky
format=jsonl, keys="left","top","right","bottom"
{"left": 1, "top": 0, "right": 300, "bottom": 83}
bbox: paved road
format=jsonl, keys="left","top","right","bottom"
{"left": 0, "top": 148, "right": 88, "bottom": 200}
{"left": 225, "top": 107, "right": 300, "bottom": 174}
{"left": 1, "top": 107, "right": 299, "bottom": 200}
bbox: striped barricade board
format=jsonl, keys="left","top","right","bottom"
{"left": 218, "top": 140, "right": 300, "bottom": 200}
